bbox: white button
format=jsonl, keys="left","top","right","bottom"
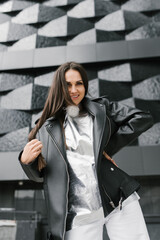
{"left": 111, "top": 168, "right": 114, "bottom": 171}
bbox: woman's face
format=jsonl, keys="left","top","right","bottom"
{"left": 65, "top": 69, "right": 85, "bottom": 105}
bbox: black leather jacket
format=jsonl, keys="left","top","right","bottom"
{"left": 20, "top": 97, "right": 153, "bottom": 240}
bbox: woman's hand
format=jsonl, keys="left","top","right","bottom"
{"left": 21, "top": 139, "right": 43, "bottom": 164}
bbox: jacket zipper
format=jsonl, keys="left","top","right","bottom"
{"left": 105, "top": 114, "right": 111, "bottom": 148}
{"left": 102, "top": 185, "right": 116, "bottom": 209}
{"left": 46, "top": 126, "right": 69, "bottom": 240}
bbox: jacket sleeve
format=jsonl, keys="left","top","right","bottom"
{"left": 102, "top": 98, "right": 154, "bottom": 156}
{"left": 18, "top": 151, "right": 44, "bottom": 183}
{"left": 18, "top": 130, "right": 44, "bottom": 183}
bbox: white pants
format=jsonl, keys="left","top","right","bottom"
{"left": 65, "top": 195, "right": 150, "bottom": 240}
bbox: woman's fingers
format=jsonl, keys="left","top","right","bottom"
{"left": 26, "top": 140, "right": 43, "bottom": 152}
{"left": 21, "top": 140, "right": 43, "bottom": 164}
{"left": 29, "top": 141, "right": 43, "bottom": 152}
{"left": 28, "top": 139, "right": 41, "bottom": 148}
{"left": 33, "top": 143, "right": 43, "bottom": 152}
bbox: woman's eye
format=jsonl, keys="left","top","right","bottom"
{"left": 66, "top": 82, "right": 83, "bottom": 87}
{"left": 77, "top": 82, "right": 83, "bottom": 85}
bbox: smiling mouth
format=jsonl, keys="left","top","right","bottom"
{"left": 71, "top": 95, "right": 79, "bottom": 99}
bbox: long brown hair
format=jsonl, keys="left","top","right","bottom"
{"left": 29, "top": 62, "right": 88, "bottom": 171}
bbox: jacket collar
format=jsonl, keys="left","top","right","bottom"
{"left": 45, "top": 97, "right": 108, "bottom": 168}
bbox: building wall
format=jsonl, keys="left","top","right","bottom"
{"left": 0, "top": 0, "right": 160, "bottom": 239}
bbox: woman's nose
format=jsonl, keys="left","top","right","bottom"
{"left": 70, "top": 85, "right": 77, "bottom": 93}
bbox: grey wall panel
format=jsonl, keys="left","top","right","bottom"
{"left": 12, "top": 4, "right": 66, "bottom": 25}
{"left": 7, "top": 34, "right": 37, "bottom": 52}
{"left": 0, "top": 110, "right": 31, "bottom": 134}
{"left": 124, "top": 10, "right": 150, "bottom": 29}
{"left": 0, "top": 51, "right": 4, "bottom": 70}
{"left": 7, "top": 23, "right": 37, "bottom": 42}
{"left": 154, "top": 12, "right": 160, "bottom": 22}
{"left": 113, "top": 146, "right": 144, "bottom": 176}
{"left": 31, "top": 85, "right": 48, "bottom": 110}
{"left": 33, "top": 46, "right": 66, "bottom": 67}
{"left": 135, "top": 99, "right": 160, "bottom": 123}
{"left": 38, "top": 6, "right": 66, "bottom": 23}
{"left": 126, "top": 22, "right": 160, "bottom": 40}
{"left": 38, "top": 15, "right": 68, "bottom": 37}
{"left": 141, "top": 146, "right": 160, "bottom": 175}
{"left": 0, "top": 43, "right": 6, "bottom": 51}
{"left": 67, "top": 0, "right": 95, "bottom": 18}
{"left": 138, "top": 123, "right": 160, "bottom": 146}
{"left": 0, "top": 84, "right": 33, "bottom": 110}
{"left": 68, "top": 17, "right": 94, "bottom": 35}
{"left": 0, "top": 152, "right": 28, "bottom": 181}
{"left": 0, "top": 73, "right": 33, "bottom": 92}
{"left": 97, "top": 30, "right": 124, "bottom": 42}
{"left": 88, "top": 79, "right": 99, "bottom": 98}
{"left": 122, "top": 0, "right": 160, "bottom": 12}
{"left": 0, "top": 127, "right": 29, "bottom": 152}
{"left": 34, "top": 71, "right": 54, "bottom": 86}
{"left": 95, "top": 10, "right": 149, "bottom": 31}
{"left": 1, "top": 50, "right": 34, "bottom": 70}
{"left": 96, "top": 41, "right": 129, "bottom": 62}
{"left": 98, "top": 63, "right": 132, "bottom": 82}
{"left": 66, "top": 44, "right": 96, "bottom": 63}
{"left": 85, "top": 68, "right": 97, "bottom": 81}
{"left": 99, "top": 80, "right": 132, "bottom": 101}
{"left": 128, "top": 38, "right": 160, "bottom": 59}
{"left": 0, "top": 1, "right": 34, "bottom": 12}
{"left": 0, "top": 22, "right": 10, "bottom": 42}
{"left": 130, "top": 61, "right": 160, "bottom": 82}
{"left": 67, "top": 28, "right": 96, "bottom": 46}
{"left": 0, "top": 38, "right": 160, "bottom": 70}
{"left": 0, "top": 12, "right": 11, "bottom": 24}
{"left": 132, "top": 76, "right": 160, "bottom": 100}
{"left": 114, "top": 146, "right": 160, "bottom": 176}
{"left": 95, "top": 0, "right": 120, "bottom": 17}
{"left": 36, "top": 35, "right": 66, "bottom": 48}
{"left": 43, "top": 0, "right": 82, "bottom": 7}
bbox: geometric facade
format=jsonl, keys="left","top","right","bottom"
{"left": 1, "top": 1, "right": 160, "bottom": 150}
{"left": 0, "top": 0, "right": 160, "bottom": 239}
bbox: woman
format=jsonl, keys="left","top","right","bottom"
{"left": 19, "top": 62, "right": 153, "bottom": 240}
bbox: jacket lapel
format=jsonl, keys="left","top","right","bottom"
{"left": 83, "top": 98, "right": 108, "bottom": 168}
{"left": 45, "top": 117, "right": 67, "bottom": 161}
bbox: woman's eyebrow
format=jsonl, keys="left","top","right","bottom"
{"left": 76, "top": 80, "right": 83, "bottom": 82}
{"left": 66, "top": 80, "right": 83, "bottom": 83}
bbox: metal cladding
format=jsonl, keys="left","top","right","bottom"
{"left": 0, "top": 0, "right": 160, "bottom": 150}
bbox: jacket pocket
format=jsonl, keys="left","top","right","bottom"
{"left": 100, "top": 154, "right": 140, "bottom": 209}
